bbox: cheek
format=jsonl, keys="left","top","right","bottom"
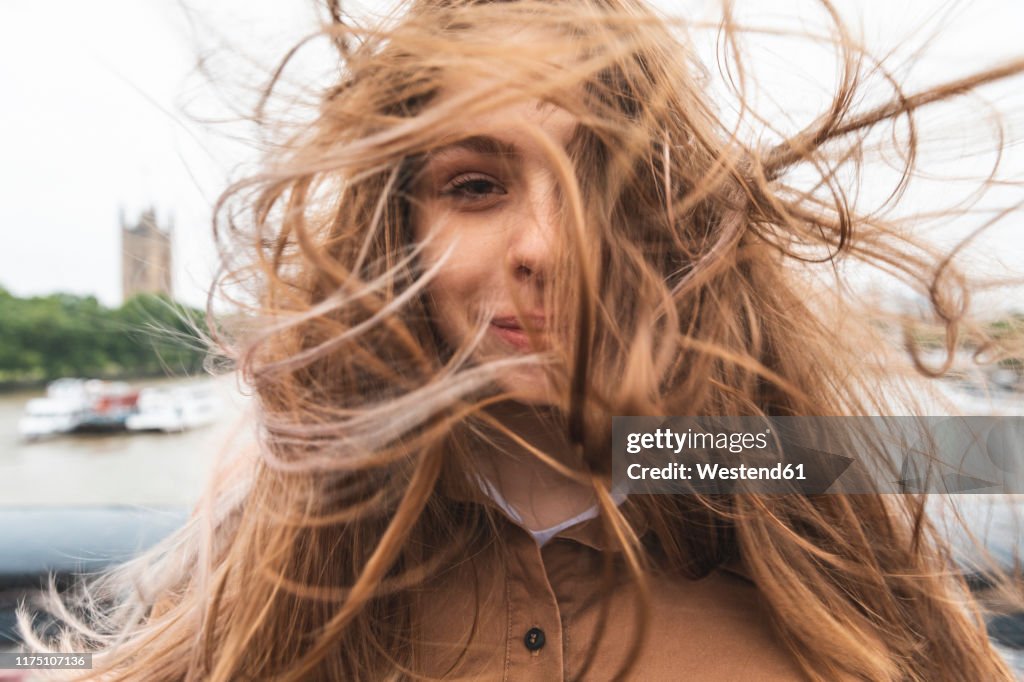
{"left": 416, "top": 207, "right": 506, "bottom": 289}
{"left": 415, "top": 217, "right": 500, "bottom": 344}
{"left": 425, "top": 259, "right": 487, "bottom": 352}
{"left": 428, "top": 256, "right": 491, "bottom": 314}
{"left": 428, "top": 266, "right": 470, "bottom": 314}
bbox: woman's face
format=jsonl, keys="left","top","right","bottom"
{"left": 412, "top": 97, "right": 578, "bottom": 404}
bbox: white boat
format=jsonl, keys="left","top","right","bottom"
{"left": 17, "top": 397, "right": 89, "bottom": 438}
{"left": 125, "top": 383, "right": 223, "bottom": 433}
{"left": 18, "top": 378, "right": 141, "bottom": 439}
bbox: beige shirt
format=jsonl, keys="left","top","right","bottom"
{"left": 148, "top": 495, "right": 806, "bottom": 680}
{"left": 412, "top": 493, "right": 807, "bottom": 681}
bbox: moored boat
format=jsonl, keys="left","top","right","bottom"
{"left": 125, "top": 383, "right": 223, "bottom": 433}
{"left": 18, "top": 378, "right": 140, "bottom": 439}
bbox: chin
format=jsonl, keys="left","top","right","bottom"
{"left": 496, "top": 369, "right": 557, "bottom": 406}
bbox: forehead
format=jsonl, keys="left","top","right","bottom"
{"left": 426, "top": 95, "right": 580, "bottom": 160}
{"left": 423, "top": 21, "right": 582, "bottom": 155}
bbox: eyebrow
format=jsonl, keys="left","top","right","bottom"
{"left": 427, "top": 135, "right": 519, "bottom": 159}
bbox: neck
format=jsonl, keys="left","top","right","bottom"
{"left": 474, "top": 401, "right": 598, "bottom": 531}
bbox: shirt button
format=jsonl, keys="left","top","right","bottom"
{"left": 524, "top": 627, "right": 546, "bottom": 652}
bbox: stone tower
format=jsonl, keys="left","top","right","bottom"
{"left": 121, "top": 207, "right": 173, "bottom": 302}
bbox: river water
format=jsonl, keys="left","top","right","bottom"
{"left": 0, "top": 375, "right": 253, "bottom": 508}
{"left": 1, "top": 376, "right": 1023, "bottom": 508}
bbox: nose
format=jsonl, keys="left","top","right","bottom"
{"left": 507, "top": 176, "right": 559, "bottom": 286}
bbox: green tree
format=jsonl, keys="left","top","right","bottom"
{"left": 0, "top": 285, "right": 209, "bottom": 385}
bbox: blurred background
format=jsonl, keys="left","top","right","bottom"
{"left": 0, "top": 0, "right": 1022, "bottom": 672}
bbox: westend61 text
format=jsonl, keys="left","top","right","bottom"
{"left": 627, "top": 462, "right": 807, "bottom": 481}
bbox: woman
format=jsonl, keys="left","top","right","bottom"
{"left": 21, "top": 0, "right": 1024, "bottom": 679}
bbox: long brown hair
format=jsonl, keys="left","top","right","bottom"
{"left": 21, "top": 0, "right": 1024, "bottom": 679}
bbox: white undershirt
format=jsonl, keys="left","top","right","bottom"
{"left": 474, "top": 474, "right": 629, "bottom": 546}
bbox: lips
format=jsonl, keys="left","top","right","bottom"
{"left": 491, "top": 315, "right": 545, "bottom": 331}
{"left": 490, "top": 315, "right": 546, "bottom": 350}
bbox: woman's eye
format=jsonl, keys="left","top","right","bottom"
{"left": 440, "top": 173, "right": 507, "bottom": 205}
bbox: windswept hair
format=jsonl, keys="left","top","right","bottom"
{"left": 20, "top": 0, "right": 1024, "bottom": 679}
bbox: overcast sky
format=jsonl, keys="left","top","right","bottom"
{"left": 1, "top": 0, "right": 1022, "bottom": 310}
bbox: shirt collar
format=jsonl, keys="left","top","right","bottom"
{"left": 442, "top": 477, "right": 743, "bottom": 574}
{"left": 444, "top": 474, "right": 650, "bottom": 552}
